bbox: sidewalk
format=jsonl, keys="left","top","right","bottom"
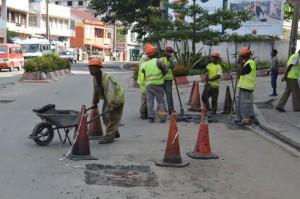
{"left": 252, "top": 76, "right": 300, "bottom": 151}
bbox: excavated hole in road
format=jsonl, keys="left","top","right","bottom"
{"left": 85, "top": 164, "right": 159, "bottom": 187}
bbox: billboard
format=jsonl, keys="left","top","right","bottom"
{"left": 168, "top": 0, "right": 224, "bottom": 32}
{"left": 227, "top": 0, "right": 284, "bottom": 35}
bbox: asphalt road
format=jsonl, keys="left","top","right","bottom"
{"left": 0, "top": 63, "right": 299, "bottom": 199}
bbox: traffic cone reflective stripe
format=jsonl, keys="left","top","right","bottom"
{"left": 187, "top": 104, "right": 218, "bottom": 159}
{"left": 221, "top": 86, "right": 233, "bottom": 114}
{"left": 67, "top": 105, "right": 98, "bottom": 160}
{"left": 155, "top": 113, "right": 189, "bottom": 167}
{"left": 88, "top": 107, "right": 104, "bottom": 140}
{"left": 188, "top": 83, "right": 201, "bottom": 112}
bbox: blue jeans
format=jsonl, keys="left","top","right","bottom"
{"left": 271, "top": 70, "right": 278, "bottom": 89}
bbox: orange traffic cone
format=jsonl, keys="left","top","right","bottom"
{"left": 67, "top": 105, "right": 98, "bottom": 160}
{"left": 88, "top": 107, "right": 104, "bottom": 140}
{"left": 221, "top": 86, "right": 233, "bottom": 114}
{"left": 155, "top": 113, "right": 189, "bottom": 167}
{"left": 187, "top": 104, "right": 218, "bottom": 159}
{"left": 186, "top": 81, "right": 196, "bottom": 105}
{"left": 188, "top": 82, "right": 201, "bottom": 112}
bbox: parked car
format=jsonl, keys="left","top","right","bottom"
{"left": 58, "top": 50, "right": 76, "bottom": 63}
{"left": 89, "top": 51, "right": 105, "bottom": 62}
{"left": 0, "top": 43, "right": 24, "bottom": 72}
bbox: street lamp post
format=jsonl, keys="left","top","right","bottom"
{"left": 90, "top": 19, "right": 93, "bottom": 53}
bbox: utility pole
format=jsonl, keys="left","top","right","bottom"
{"left": 192, "top": 0, "right": 196, "bottom": 55}
{"left": 1, "top": 0, "right": 7, "bottom": 43}
{"left": 90, "top": 19, "right": 93, "bottom": 53}
{"left": 289, "top": 2, "right": 300, "bottom": 57}
{"left": 46, "top": 0, "right": 50, "bottom": 39}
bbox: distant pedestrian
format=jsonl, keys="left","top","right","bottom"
{"left": 77, "top": 49, "right": 80, "bottom": 61}
{"left": 141, "top": 45, "right": 167, "bottom": 123}
{"left": 275, "top": 49, "right": 300, "bottom": 112}
{"left": 235, "top": 47, "right": 256, "bottom": 125}
{"left": 201, "top": 52, "right": 223, "bottom": 114}
{"left": 267, "top": 49, "right": 279, "bottom": 96}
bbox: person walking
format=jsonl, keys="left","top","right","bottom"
{"left": 267, "top": 49, "right": 279, "bottom": 96}
{"left": 137, "top": 43, "right": 151, "bottom": 119}
{"left": 141, "top": 45, "right": 168, "bottom": 123}
{"left": 88, "top": 58, "right": 125, "bottom": 144}
{"left": 235, "top": 47, "right": 256, "bottom": 125}
{"left": 201, "top": 52, "right": 223, "bottom": 114}
{"left": 275, "top": 49, "right": 300, "bottom": 112}
{"left": 160, "top": 46, "right": 176, "bottom": 115}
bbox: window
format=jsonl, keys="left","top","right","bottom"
{"left": 78, "top": 1, "right": 83, "bottom": 6}
{"left": 29, "top": 15, "right": 37, "bottom": 26}
{"left": 67, "top": 1, "right": 72, "bottom": 6}
{"left": 55, "top": 1, "right": 61, "bottom": 5}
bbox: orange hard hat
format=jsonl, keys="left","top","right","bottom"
{"left": 165, "top": 46, "right": 174, "bottom": 52}
{"left": 144, "top": 43, "right": 152, "bottom": 51}
{"left": 88, "top": 58, "right": 102, "bottom": 67}
{"left": 145, "top": 45, "right": 157, "bottom": 55}
{"left": 211, "top": 51, "right": 220, "bottom": 58}
{"left": 239, "top": 47, "right": 251, "bottom": 56}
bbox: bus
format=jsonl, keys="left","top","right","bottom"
{"left": 15, "top": 38, "right": 51, "bottom": 61}
{"left": 0, "top": 43, "right": 24, "bottom": 72}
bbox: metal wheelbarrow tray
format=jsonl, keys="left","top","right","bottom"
{"left": 29, "top": 104, "right": 80, "bottom": 146}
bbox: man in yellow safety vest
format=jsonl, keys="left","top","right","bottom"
{"left": 88, "top": 58, "right": 125, "bottom": 144}
{"left": 275, "top": 49, "right": 300, "bottom": 112}
{"left": 201, "top": 51, "right": 223, "bottom": 114}
{"left": 235, "top": 47, "right": 256, "bottom": 125}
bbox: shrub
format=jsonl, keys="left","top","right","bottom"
{"left": 173, "top": 65, "right": 190, "bottom": 76}
{"left": 24, "top": 53, "right": 71, "bottom": 73}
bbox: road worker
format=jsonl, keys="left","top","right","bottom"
{"left": 235, "top": 47, "right": 256, "bottom": 125}
{"left": 88, "top": 58, "right": 125, "bottom": 144}
{"left": 160, "top": 46, "right": 176, "bottom": 115}
{"left": 201, "top": 51, "right": 223, "bottom": 114}
{"left": 276, "top": 49, "right": 300, "bottom": 112}
{"left": 137, "top": 43, "right": 151, "bottom": 119}
{"left": 141, "top": 45, "right": 168, "bottom": 123}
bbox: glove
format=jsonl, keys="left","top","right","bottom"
{"left": 108, "top": 103, "right": 115, "bottom": 111}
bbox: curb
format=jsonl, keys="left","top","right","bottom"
{"left": 19, "top": 69, "right": 72, "bottom": 83}
{"left": 253, "top": 104, "right": 300, "bottom": 151}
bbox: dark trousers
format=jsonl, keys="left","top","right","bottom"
{"left": 277, "top": 78, "right": 300, "bottom": 111}
{"left": 201, "top": 86, "right": 219, "bottom": 112}
{"left": 271, "top": 70, "right": 278, "bottom": 90}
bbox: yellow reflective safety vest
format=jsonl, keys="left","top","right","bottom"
{"left": 143, "top": 58, "right": 164, "bottom": 86}
{"left": 94, "top": 72, "right": 125, "bottom": 107}
{"left": 138, "top": 55, "right": 147, "bottom": 93}
{"left": 207, "top": 63, "right": 222, "bottom": 88}
{"left": 238, "top": 59, "right": 256, "bottom": 91}
{"left": 160, "top": 57, "right": 174, "bottom": 81}
{"left": 287, "top": 53, "right": 300, "bottom": 79}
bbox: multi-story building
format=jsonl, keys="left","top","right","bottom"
{"left": 70, "top": 8, "right": 111, "bottom": 60}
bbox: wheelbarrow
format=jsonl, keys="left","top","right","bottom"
{"left": 28, "top": 104, "right": 80, "bottom": 146}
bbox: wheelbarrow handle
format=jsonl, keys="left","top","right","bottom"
{"left": 87, "top": 110, "right": 109, "bottom": 124}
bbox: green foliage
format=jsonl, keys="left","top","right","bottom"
{"left": 173, "top": 40, "right": 204, "bottom": 69}
{"left": 172, "top": 65, "right": 190, "bottom": 76}
{"left": 24, "top": 53, "right": 71, "bottom": 73}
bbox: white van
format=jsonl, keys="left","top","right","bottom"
{"left": 15, "top": 38, "right": 51, "bottom": 61}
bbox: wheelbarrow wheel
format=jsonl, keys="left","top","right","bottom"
{"left": 32, "top": 123, "right": 54, "bottom": 146}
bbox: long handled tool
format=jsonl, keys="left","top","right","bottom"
{"left": 226, "top": 48, "right": 238, "bottom": 112}
{"left": 172, "top": 69, "right": 184, "bottom": 117}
